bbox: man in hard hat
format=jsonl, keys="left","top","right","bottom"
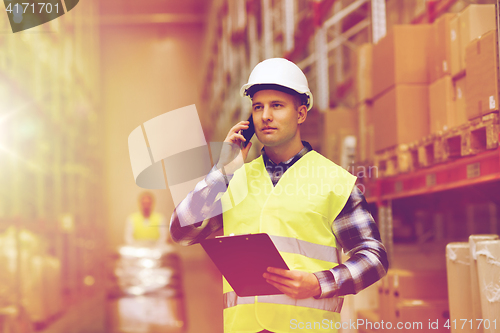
{"left": 125, "top": 191, "right": 170, "bottom": 246}
{"left": 170, "top": 58, "right": 388, "bottom": 333}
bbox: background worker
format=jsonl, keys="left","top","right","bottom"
{"left": 170, "top": 58, "right": 388, "bottom": 333}
{"left": 125, "top": 191, "right": 170, "bottom": 247}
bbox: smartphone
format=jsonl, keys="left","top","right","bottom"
{"left": 240, "top": 114, "right": 255, "bottom": 148}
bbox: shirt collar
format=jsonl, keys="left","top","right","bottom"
{"left": 261, "top": 141, "right": 313, "bottom": 168}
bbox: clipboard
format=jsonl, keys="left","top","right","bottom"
{"left": 200, "top": 233, "right": 289, "bottom": 297}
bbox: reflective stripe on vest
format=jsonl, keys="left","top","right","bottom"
{"left": 223, "top": 291, "right": 343, "bottom": 313}
{"left": 223, "top": 292, "right": 255, "bottom": 308}
{"left": 270, "top": 235, "right": 339, "bottom": 264}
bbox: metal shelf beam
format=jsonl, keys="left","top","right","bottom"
{"left": 324, "top": 0, "right": 369, "bottom": 29}
{"left": 371, "top": 0, "right": 386, "bottom": 43}
{"left": 365, "top": 147, "right": 500, "bottom": 204}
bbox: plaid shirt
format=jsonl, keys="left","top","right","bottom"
{"left": 170, "top": 142, "right": 388, "bottom": 297}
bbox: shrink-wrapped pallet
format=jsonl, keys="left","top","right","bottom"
{"left": 469, "top": 234, "right": 499, "bottom": 333}
{"left": 446, "top": 242, "right": 473, "bottom": 332}
{"left": 476, "top": 240, "right": 500, "bottom": 333}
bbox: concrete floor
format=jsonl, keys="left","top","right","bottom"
{"left": 175, "top": 243, "right": 223, "bottom": 333}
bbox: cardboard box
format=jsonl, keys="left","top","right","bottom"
{"left": 388, "top": 269, "right": 448, "bottom": 300}
{"left": 469, "top": 234, "right": 499, "bottom": 333}
{"left": 476, "top": 240, "right": 500, "bottom": 333}
{"left": 430, "top": 13, "right": 456, "bottom": 83}
{"left": 373, "top": 85, "right": 429, "bottom": 152}
{"left": 459, "top": 4, "right": 496, "bottom": 71}
{"left": 450, "top": 15, "right": 461, "bottom": 76}
{"left": 356, "top": 43, "right": 373, "bottom": 103}
{"left": 321, "top": 107, "right": 358, "bottom": 167}
{"left": 391, "top": 244, "right": 448, "bottom": 271}
{"left": 372, "top": 25, "right": 432, "bottom": 98}
{"left": 395, "top": 299, "right": 449, "bottom": 333}
{"left": 453, "top": 76, "right": 468, "bottom": 127}
{"left": 446, "top": 242, "right": 473, "bottom": 332}
{"left": 357, "top": 102, "right": 374, "bottom": 163}
{"left": 382, "top": 269, "right": 448, "bottom": 325}
{"left": 465, "top": 30, "right": 499, "bottom": 120}
{"left": 429, "top": 75, "right": 455, "bottom": 133}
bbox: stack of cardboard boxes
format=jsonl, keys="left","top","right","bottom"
{"left": 356, "top": 241, "right": 453, "bottom": 333}
{"left": 447, "top": 4, "right": 497, "bottom": 127}
{"left": 465, "top": 28, "right": 499, "bottom": 120}
{"left": 322, "top": 41, "right": 373, "bottom": 171}
{"left": 358, "top": 268, "right": 449, "bottom": 333}
{"left": 372, "top": 24, "right": 432, "bottom": 153}
{"left": 321, "top": 107, "right": 358, "bottom": 169}
{"left": 357, "top": 4, "right": 497, "bottom": 167}
{"left": 382, "top": 269, "right": 449, "bottom": 333}
{"left": 352, "top": 4, "right": 499, "bottom": 331}
{"left": 429, "top": 13, "right": 460, "bottom": 134}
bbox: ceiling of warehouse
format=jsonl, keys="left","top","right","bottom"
{"left": 99, "top": 0, "right": 210, "bottom": 25}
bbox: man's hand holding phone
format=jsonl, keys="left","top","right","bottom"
{"left": 216, "top": 117, "right": 254, "bottom": 176}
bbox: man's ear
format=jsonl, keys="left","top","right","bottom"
{"left": 297, "top": 105, "right": 307, "bottom": 124}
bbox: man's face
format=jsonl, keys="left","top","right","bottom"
{"left": 251, "top": 89, "right": 306, "bottom": 148}
{"left": 140, "top": 195, "right": 153, "bottom": 215}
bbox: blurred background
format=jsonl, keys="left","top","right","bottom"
{"left": 1, "top": 0, "right": 500, "bottom": 332}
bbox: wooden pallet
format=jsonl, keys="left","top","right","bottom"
{"left": 374, "top": 144, "right": 414, "bottom": 177}
{"left": 442, "top": 112, "right": 499, "bottom": 159}
{"left": 374, "top": 113, "right": 499, "bottom": 177}
{"left": 408, "top": 133, "right": 445, "bottom": 169}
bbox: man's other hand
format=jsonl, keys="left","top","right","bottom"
{"left": 263, "top": 267, "right": 321, "bottom": 299}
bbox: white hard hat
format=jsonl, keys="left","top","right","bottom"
{"left": 240, "top": 58, "right": 314, "bottom": 111}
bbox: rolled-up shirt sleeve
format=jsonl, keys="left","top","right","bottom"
{"left": 313, "top": 186, "right": 389, "bottom": 298}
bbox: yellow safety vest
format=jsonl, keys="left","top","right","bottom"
{"left": 221, "top": 151, "right": 356, "bottom": 333}
{"left": 131, "top": 212, "right": 162, "bottom": 241}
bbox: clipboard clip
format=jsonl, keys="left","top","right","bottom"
{"left": 215, "top": 233, "right": 252, "bottom": 238}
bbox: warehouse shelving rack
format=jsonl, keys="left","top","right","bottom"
{"left": 0, "top": 0, "right": 105, "bottom": 331}
{"left": 363, "top": 134, "right": 500, "bottom": 263}
{"left": 365, "top": 145, "right": 500, "bottom": 203}
{"left": 361, "top": 0, "right": 500, "bottom": 265}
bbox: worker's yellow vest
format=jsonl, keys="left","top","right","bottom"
{"left": 221, "top": 151, "right": 356, "bottom": 333}
{"left": 131, "top": 212, "right": 162, "bottom": 241}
